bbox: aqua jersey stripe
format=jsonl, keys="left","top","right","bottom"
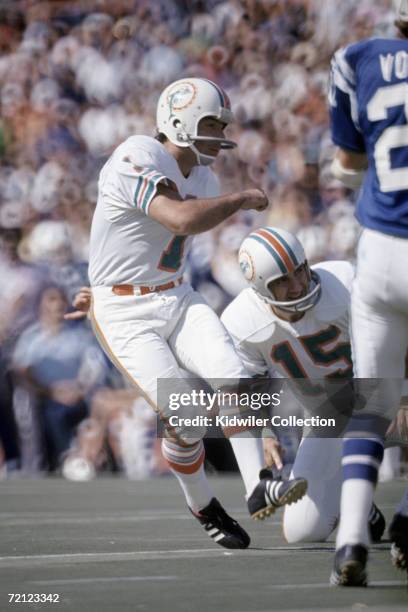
{"left": 133, "top": 176, "right": 143, "bottom": 206}
{"left": 133, "top": 169, "right": 152, "bottom": 207}
{"left": 248, "top": 235, "right": 287, "bottom": 274}
{"left": 140, "top": 180, "right": 156, "bottom": 213}
{"left": 137, "top": 170, "right": 158, "bottom": 207}
{"left": 134, "top": 170, "right": 164, "bottom": 211}
{"left": 266, "top": 227, "right": 299, "bottom": 267}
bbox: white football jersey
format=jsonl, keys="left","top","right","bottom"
{"left": 89, "top": 135, "right": 220, "bottom": 286}
{"left": 221, "top": 261, "right": 354, "bottom": 380}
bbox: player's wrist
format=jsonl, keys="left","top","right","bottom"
{"left": 261, "top": 426, "right": 278, "bottom": 440}
{"left": 331, "top": 156, "right": 365, "bottom": 189}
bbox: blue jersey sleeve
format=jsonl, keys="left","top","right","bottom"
{"left": 328, "top": 37, "right": 408, "bottom": 237}
{"left": 328, "top": 46, "right": 366, "bottom": 153}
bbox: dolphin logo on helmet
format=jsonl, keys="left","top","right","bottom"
{"left": 156, "top": 78, "right": 236, "bottom": 166}
{"left": 238, "top": 226, "right": 322, "bottom": 313}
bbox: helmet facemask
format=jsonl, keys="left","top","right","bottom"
{"left": 263, "top": 264, "right": 322, "bottom": 314}
{"left": 238, "top": 226, "right": 322, "bottom": 316}
{"left": 172, "top": 116, "right": 236, "bottom": 166}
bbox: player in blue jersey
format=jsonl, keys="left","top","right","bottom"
{"left": 328, "top": 0, "right": 408, "bottom": 586}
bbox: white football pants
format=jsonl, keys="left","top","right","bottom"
{"left": 283, "top": 437, "right": 342, "bottom": 542}
{"left": 351, "top": 228, "right": 408, "bottom": 422}
{"left": 91, "top": 283, "right": 248, "bottom": 418}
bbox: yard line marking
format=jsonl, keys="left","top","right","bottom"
{"left": 0, "top": 512, "right": 264, "bottom": 526}
{"left": 0, "top": 545, "right": 363, "bottom": 567}
{"left": 0, "top": 515, "right": 192, "bottom": 526}
{"left": 30, "top": 576, "right": 178, "bottom": 585}
{"left": 264, "top": 580, "right": 406, "bottom": 589}
{"left": 0, "top": 549, "right": 231, "bottom": 566}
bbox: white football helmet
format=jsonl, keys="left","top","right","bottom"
{"left": 238, "top": 226, "right": 321, "bottom": 313}
{"left": 156, "top": 78, "right": 236, "bottom": 166}
{"left": 394, "top": 0, "right": 408, "bottom": 21}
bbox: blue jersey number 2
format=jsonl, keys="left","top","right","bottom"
{"left": 367, "top": 83, "right": 408, "bottom": 192}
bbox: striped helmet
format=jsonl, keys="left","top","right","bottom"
{"left": 238, "top": 226, "right": 321, "bottom": 313}
{"left": 156, "top": 78, "right": 236, "bottom": 165}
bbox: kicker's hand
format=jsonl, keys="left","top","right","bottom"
{"left": 240, "top": 189, "right": 269, "bottom": 212}
{"left": 263, "top": 436, "right": 284, "bottom": 471}
{"left": 386, "top": 405, "right": 408, "bottom": 443}
{"left": 64, "top": 287, "right": 92, "bottom": 320}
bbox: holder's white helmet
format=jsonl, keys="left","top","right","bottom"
{"left": 394, "top": 0, "right": 408, "bottom": 21}
{"left": 238, "top": 226, "right": 321, "bottom": 313}
{"left": 156, "top": 78, "right": 236, "bottom": 166}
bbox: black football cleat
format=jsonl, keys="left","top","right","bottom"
{"left": 389, "top": 513, "right": 408, "bottom": 572}
{"left": 368, "top": 503, "right": 386, "bottom": 542}
{"left": 190, "top": 497, "right": 250, "bottom": 549}
{"left": 330, "top": 544, "right": 368, "bottom": 586}
{"left": 248, "top": 469, "right": 308, "bottom": 520}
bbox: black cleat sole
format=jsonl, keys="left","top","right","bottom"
{"left": 330, "top": 561, "right": 368, "bottom": 587}
{"left": 251, "top": 479, "right": 308, "bottom": 521}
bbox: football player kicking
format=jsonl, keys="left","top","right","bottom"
{"left": 221, "top": 226, "right": 386, "bottom": 547}
{"left": 81, "top": 77, "right": 307, "bottom": 550}
{"left": 328, "top": 0, "right": 408, "bottom": 584}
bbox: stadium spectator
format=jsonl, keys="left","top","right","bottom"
{"left": 12, "top": 284, "right": 107, "bottom": 470}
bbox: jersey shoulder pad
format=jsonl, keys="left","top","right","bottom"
{"left": 115, "top": 135, "right": 177, "bottom": 178}
{"left": 311, "top": 260, "right": 353, "bottom": 322}
{"left": 336, "top": 38, "right": 375, "bottom": 68}
{"left": 221, "top": 288, "right": 277, "bottom": 345}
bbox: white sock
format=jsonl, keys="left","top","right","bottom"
{"left": 336, "top": 479, "right": 373, "bottom": 548}
{"left": 161, "top": 439, "right": 212, "bottom": 513}
{"left": 228, "top": 433, "right": 264, "bottom": 498}
{"left": 173, "top": 464, "right": 213, "bottom": 513}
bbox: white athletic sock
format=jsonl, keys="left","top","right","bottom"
{"left": 336, "top": 436, "right": 383, "bottom": 549}
{"left": 228, "top": 433, "right": 264, "bottom": 498}
{"left": 396, "top": 487, "right": 408, "bottom": 517}
{"left": 336, "top": 479, "right": 374, "bottom": 548}
{"left": 174, "top": 464, "right": 213, "bottom": 514}
{"left": 161, "top": 439, "right": 212, "bottom": 513}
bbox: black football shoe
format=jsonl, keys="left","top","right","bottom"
{"left": 368, "top": 503, "right": 386, "bottom": 542}
{"left": 190, "top": 497, "right": 250, "bottom": 549}
{"left": 389, "top": 513, "right": 408, "bottom": 573}
{"left": 248, "top": 469, "right": 308, "bottom": 520}
{"left": 330, "top": 544, "right": 368, "bottom": 587}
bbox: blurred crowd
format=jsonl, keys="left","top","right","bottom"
{"left": 0, "top": 0, "right": 404, "bottom": 480}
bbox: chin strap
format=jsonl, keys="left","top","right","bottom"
{"left": 188, "top": 142, "right": 216, "bottom": 166}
